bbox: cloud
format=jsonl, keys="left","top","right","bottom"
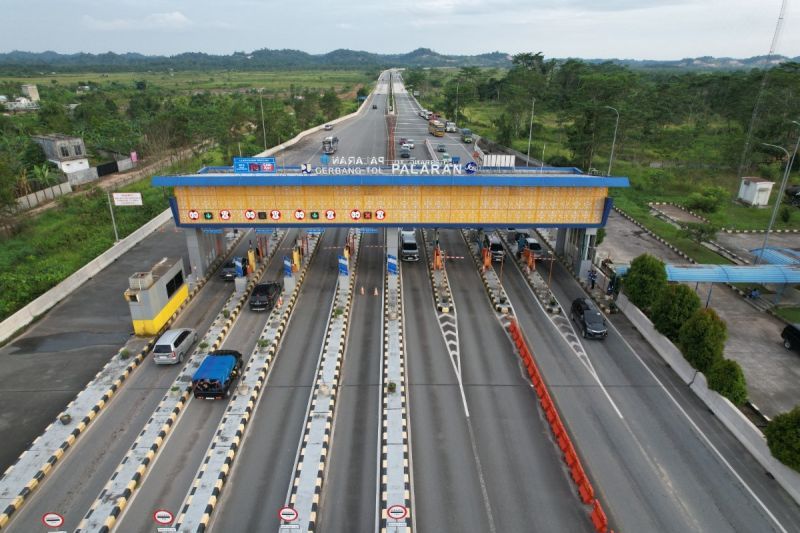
{"left": 83, "top": 11, "right": 192, "bottom": 31}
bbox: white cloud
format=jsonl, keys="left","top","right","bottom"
{"left": 83, "top": 11, "right": 192, "bottom": 31}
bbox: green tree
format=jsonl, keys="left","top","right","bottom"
{"left": 38, "top": 101, "right": 72, "bottom": 133}
{"left": 595, "top": 228, "right": 606, "bottom": 247}
{"left": 707, "top": 359, "right": 748, "bottom": 405}
{"left": 766, "top": 406, "right": 800, "bottom": 472}
{"left": 678, "top": 308, "right": 727, "bottom": 373}
{"left": 621, "top": 253, "right": 667, "bottom": 313}
{"left": 652, "top": 284, "right": 701, "bottom": 340}
{"left": 679, "top": 222, "right": 718, "bottom": 244}
{"left": 320, "top": 88, "right": 341, "bottom": 121}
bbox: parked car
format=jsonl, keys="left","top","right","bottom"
{"left": 153, "top": 328, "right": 197, "bottom": 365}
{"left": 781, "top": 324, "right": 800, "bottom": 351}
{"left": 405, "top": 139, "right": 415, "bottom": 149}
{"left": 571, "top": 298, "right": 608, "bottom": 339}
{"left": 219, "top": 256, "right": 245, "bottom": 280}
{"left": 436, "top": 143, "right": 447, "bottom": 152}
{"left": 399, "top": 147, "right": 411, "bottom": 158}
{"left": 249, "top": 280, "right": 283, "bottom": 312}
{"left": 324, "top": 124, "right": 333, "bottom": 131}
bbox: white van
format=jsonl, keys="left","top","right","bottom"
{"left": 400, "top": 231, "right": 419, "bottom": 261}
{"left": 153, "top": 328, "right": 197, "bottom": 365}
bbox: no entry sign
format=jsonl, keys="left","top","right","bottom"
{"left": 153, "top": 509, "right": 174, "bottom": 525}
{"left": 42, "top": 512, "right": 64, "bottom": 528}
{"left": 387, "top": 504, "right": 408, "bottom": 520}
{"left": 278, "top": 506, "right": 299, "bottom": 522}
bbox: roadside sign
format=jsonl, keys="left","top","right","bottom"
{"left": 153, "top": 509, "right": 174, "bottom": 525}
{"left": 284, "top": 256, "right": 293, "bottom": 277}
{"left": 233, "top": 156, "right": 276, "bottom": 173}
{"left": 112, "top": 192, "right": 143, "bottom": 206}
{"left": 278, "top": 506, "right": 299, "bottom": 522}
{"left": 387, "top": 504, "right": 408, "bottom": 520}
{"left": 387, "top": 254, "right": 398, "bottom": 275}
{"left": 338, "top": 255, "right": 349, "bottom": 276}
{"left": 42, "top": 512, "right": 64, "bottom": 528}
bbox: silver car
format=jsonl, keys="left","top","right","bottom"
{"left": 153, "top": 328, "right": 198, "bottom": 365}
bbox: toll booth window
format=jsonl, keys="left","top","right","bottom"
{"left": 165, "top": 271, "right": 185, "bottom": 299}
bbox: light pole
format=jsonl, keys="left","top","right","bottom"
{"left": 259, "top": 94, "right": 267, "bottom": 151}
{"left": 526, "top": 96, "right": 536, "bottom": 166}
{"left": 604, "top": 105, "right": 620, "bottom": 176}
{"left": 455, "top": 81, "right": 460, "bottom": 128}
{"left": 758, "top": 127, "right": 800, "bottom": 263}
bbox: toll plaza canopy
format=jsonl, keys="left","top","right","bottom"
{"left": 152, "top": 163, "right": 629, "bottom": 229}
{"left": 614, "top": 263, "right": 800, "bottom": 284}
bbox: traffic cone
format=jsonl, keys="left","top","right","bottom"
{"left": 278, "top": 295, "right": 283, "bottom": 307}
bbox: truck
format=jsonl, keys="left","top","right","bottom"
{"left": 191, "top": 350, "right": 243, "bottom": 399}
{"left": 461, "top": 128, "right": 474, "bottom": 143}
{"left": 445, "top": 121, "right": 457, "bottom": 133}
{"left": 322, "top": 136, "right": 339, "bottom": 154}
{"left": 428, "top": 120, "right": 445, "bottom": 137}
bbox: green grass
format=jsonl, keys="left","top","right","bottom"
{"left": 774, "top": 307, "right": 800, "bottom": 324}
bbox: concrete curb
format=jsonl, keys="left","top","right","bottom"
{"left": 0, "top": 209, "right": 173, "bottom": 346}
{"left": 0, "top": 231, "right": 246, "bottom": 531}
{"left": 460, "top": 230, "right": 511, "bottom": 315}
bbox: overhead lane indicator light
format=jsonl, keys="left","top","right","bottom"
{"left": 350, "top": 209, "right": 361, "bottom": 221}
{"left": 326, "top": 209, "right": 336, "bottom": 220}
{"left": 203, "top": 212, "right": 214, "bottom": 220}
{"left": 294, "top": 209, "right": 305, "bottom": 221}
{"left": 270, "top": 210, "right": 281, "bottom": 221}
{"left": 244, "top": 209, "right": 256, "bottom": 220}
{"left": 188, "top": 210, "right": 200, "bottom": 220}
{"left": 310, "top": 211, "right": 319, "bottom": 220}
{"left": 219, "top": 209, "right": 231, "bottom": 221}
{"left": 375, "top": 209, "right": 386, "bottom": 220}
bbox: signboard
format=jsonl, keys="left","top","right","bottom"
{"left": 112, "top": 192, "right": 143, "bottom": 206}
{"left": 278, "top": 506, "right": 299, "bottom": 522}
{"left": 387, "top": 504, "right": 408, "bottom": 520}
{"left": 42, "top": 512, "right": 64, "bottom": 528}
{"left": 153, "top": 509, "right": 174, "bottom": 525}
{"left": 387, "top": 254, "right": 398, "bottom": 275}
{"left": 284, "top": 256, "right": 293, "bottom": 277}
{"left": 338, "top": 255, "right": 349, "bottom": 276}
{"left": 233, "top": 156, "right": 277, "bottom": 173}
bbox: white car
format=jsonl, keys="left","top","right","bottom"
{"left": 441, "top": 152, "right": 452, "bottom": 163}
{"left": 405, "top": 140, "right": 415, "bottom": 149}
{"left": 323, "top": 124, "right": 333, "bottom": 131}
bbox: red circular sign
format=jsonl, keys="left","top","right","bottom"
{"left": 270, "top": 210, "right": 281, "bottom": 221}
{"left": 188, "top": 209, "right": 199, "bottom": 220}
{"left": 350, "top": 209, "right": 361, "bottom": 220}
{"left": 375, "top": 209, "right": 386, "bottom": 221}
{"left": 294, "top": 209, "right": 305, "bottom": 220}
{"left": 387, "top": 504, "right": 408, "bottom": 520}
{"left": 278, "top": 506, "right": 299, "bottom": 522}
{"left": 244, "top": 209, "right": 256, "bottom": 220}
{"left": 153, "top": 509, "right": 174, "bottom": 525}
{"left": 42, "top": 512, "right": 64, "bottom": 528}
{"left": 219, "top": 209, "right": 231, "bottom": 221}
{"left": 325, "top": 209, "right": 336, "bottom": 220}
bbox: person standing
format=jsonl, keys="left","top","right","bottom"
{"left": 588, "top": 268, "right": 598, "bottom": 290}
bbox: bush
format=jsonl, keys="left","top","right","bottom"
{"left": 652, "top": 284, "right": 701, "bottom": 341}
{"left": 621, "top": 253, "right": 667, "bottom": 313}
{"left": 780, "top": 206, "right": 792, "bottom": 224}
{"left": 678, "top": 308, "right": 727, "bottom": 374}
{"left": 707, "top": 359, "right": 748, "bottom": 405}
{"left": 765, "top": 406, "right": 800, "bottom": 472}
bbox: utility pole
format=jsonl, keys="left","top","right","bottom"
{"left": 758, "top": 126, "right": 800, "bottom": 263}
{"left": 259, "top": 94, "right": 267, "bottom": 151}
{"left": 526, "top": 96, "right": 536, "bottom": 165}
{"left": 604, "top": 106, "right": 620, "bottom": 176}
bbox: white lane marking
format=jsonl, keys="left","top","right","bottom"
{"left": 466, "top": 418, "right": 498, "bottom": 533}
{"left": 604, "top": 315, "right": 789, "bottom": 533}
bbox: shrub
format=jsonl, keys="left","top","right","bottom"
{"left": 652, "top": 284, "right": 701, "bottom": 340}
{"left": 621, "top": 253, "right": 667, "bottom": 313}
{"left": 678, "top": 308, "right": 727, "bottom": 374}
{"left": 780, "top": 206, "right": 792, "bottom": 224}
{"left": 765, "top": 406, "right": 800, "bottom": 472}
{"left": 707, "top": 359, "right": 748, "bottom": 405}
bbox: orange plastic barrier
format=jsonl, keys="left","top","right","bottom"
{"left": 591, "top": 499, "right": 609, "bottom": 533}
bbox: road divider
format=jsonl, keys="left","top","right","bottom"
{"left": 74, "top": 230, "right": 286, "bottom": 533}
{"left": 282, "top": 229, "right": 362, "bottom": 532}
{"left": 0, "top": 230, "right": 247, "bottom": 531}
{"left": 176, "top": 231, "right": 322, "bottom": 532}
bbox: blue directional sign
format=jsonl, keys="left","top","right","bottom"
{"left": 338, "top": 255, "right": 349, "bottom": 276}
{"left": 234, "top": 257, "right": 244, "bottom": 277}
{"left": 284, "top": 256, "right": 293, "bottom": 277}
{"left": 255, "top": 228, "right": 274, "bottom": 234}
{"left": 233, "top": 156, "right": 277, "bottom": 173}
{"left": 387, "top": 254, "right": 398, "bottom": 275}
{"left": 202, "top": 228, "right": 223, "bottom": 234}
{"left": 451, "top": 156, "right": 461, "bottom": 164}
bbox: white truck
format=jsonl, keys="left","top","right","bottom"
{"left": 322, "top": 136, "right": 339, "bottom": 154}
{"left": 445, "top": 121, "right": 457, "bottom": 133}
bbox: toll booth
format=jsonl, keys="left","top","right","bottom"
{"left": 124, "top": 257, "right": 188, "bottom": 335}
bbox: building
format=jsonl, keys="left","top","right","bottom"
{"left": 21, "top": 84, "right": 40, "bottom": 102}
{"left": 32, "top": 134, "right": 90, "bottom": 175}
{"left": 737, "top": 177, "right": 774, "bottom": 207}
{"left": 3, "top": 96, "right": 39, "bottom": 112}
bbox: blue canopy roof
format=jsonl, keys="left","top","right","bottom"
{"left": 750, "top": 247, "right": 800, "bottom": 265}
{"left": 614, "top": 263, "right": 800, "bottom": 284}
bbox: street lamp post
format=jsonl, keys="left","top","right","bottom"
{"left": 526, "top": 96, "right": 536, "bottom": 166}
{"left": 604, "top": 106, "right": 620, "bottom": 176}
{"left": 259, "top": 94, "right": 267, "bottom": 151}
{"left": 455, "top": 81, "right": 460, "bottom": 128}
{"left": 758, "top": 127, "right": 800, "bottom": 264}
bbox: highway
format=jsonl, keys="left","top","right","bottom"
{"left": 2, "top": 69, "right": 800, "bottom": 533}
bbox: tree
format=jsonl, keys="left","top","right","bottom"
{"left": 678, "top": 308, "right": 727, "bottom": 374}
{"left": 595, "top": 228, "right": 606, "bottom": 247}
{"left": 707, "top": 359, "right": 748, "bottom": 405}
{"left": 766, "top": 406, "right": 800, "bottom": 472}
{"left": 679, "top": 222, "right": 718, "bottom": 244}
{"left": 652, "top": 283, "right": 701, "bottom": 340}
{"left": 621, "top": 253, "right": 667, "bottom": 313}
{"left": 320, "top": 88, "right": 341, "bottom": 121}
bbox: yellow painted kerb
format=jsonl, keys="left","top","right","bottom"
{"left": 132, "top": 284, "right": 189, "bottom": 335}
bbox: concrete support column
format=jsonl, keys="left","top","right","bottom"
{"left": 185, "top": 228, "right": 222, "bottom": 281}
{"left": 576, "top": 227, "right": 597, "bottom": 281}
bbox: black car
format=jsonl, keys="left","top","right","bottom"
{"left": 249, "top": 280, "right": 283, "bottom": 311}
{"left": 372, "top": 104, "right": 378, "bottom": 109}
{"left": 219, "top": 256, "right": 245, "bottom": 280}
{"left": 571, "top": 297, "right": 608, "bottom": 339}
{"left": 781, "top": 324, "right": 800, "bottom": 351}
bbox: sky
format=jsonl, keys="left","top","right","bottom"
{"left": 2, "top": 0, "right": 799, "bottom": 60}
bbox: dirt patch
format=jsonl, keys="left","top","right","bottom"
{"left": 651, "top": 203, "right": 707, "bottom": 225}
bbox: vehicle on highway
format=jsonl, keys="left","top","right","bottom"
{"left": 323, "top": 124, "right": 333, "bottom": 131}
{"left": 441, "top": 152, "right": 452, "bottom": 163}
{"left": 571, "top": 298, "right": 608, "bottom": 339}
{"left": 405, "top": 139, "right": 415, "bottom": 149}
{"left": 322, "top": 136, "right": 339, "bottom": 154}
{"left": 428, "top": 120, "right": 445, "bottom": 137}
{"left": 461, "top": 128, "right": 474, "bottom": 143}
{"left": 445, "top": 121, "right": 457, "bottom": 133}
{"left": 482, "top": 233, "right": 505, "bottom": 262}
{"left": 219, "top": 256, "right": 245, "bottom": 280}
{"left": 249, "top": 280, "right": 283, "bottom": 312}
{"left": 192, "top": 349, "right": 243, "bottom": 399}
{"left": 781, "top": 323, "right": 800, "bottom": 351}
{"left": 514, "top": 234, "right": 551, "bottom": 260}
{"left": 400, "top": 231, "right": 419, "bottom": 261}
{"left": 399, "top": 147, "right": 411, "bottom": 158}
{"left": 398, "top": 137, "right": 407, "bottom": 145}
{"left": 436, "top": 143, "right": 446, "bottom": 152}
{"left": 372, "top": 104, "right": 378, "bottom": 109}
{"left": 153, "top": 328, "right": 197, "bottom": 365}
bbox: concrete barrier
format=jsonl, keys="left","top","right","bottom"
{"left": 616, "top": 292, "right": 800, "bottom": 504}
{"left": 0, "top": 209, "right": 172, "bottom": 345}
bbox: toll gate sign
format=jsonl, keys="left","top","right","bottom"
{"left": 233, "top": 157, "right": 277, "bottom": 173}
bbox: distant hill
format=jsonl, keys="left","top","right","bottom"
{"left": 0, "top": 48, "right": 796, "bottom": 72}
